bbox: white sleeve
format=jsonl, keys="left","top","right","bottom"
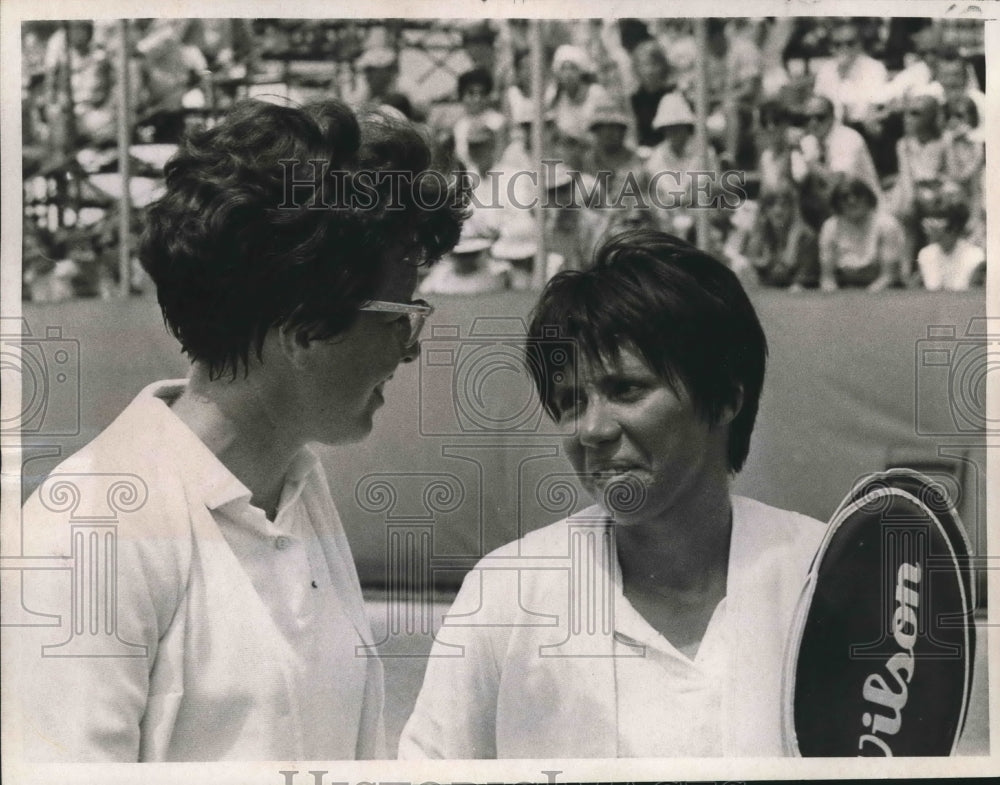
{"left": 397, "top": 567, "right": 510, "bottom": 759}
{"left": 7, "top": 482, "right": 188, "bottom": 761}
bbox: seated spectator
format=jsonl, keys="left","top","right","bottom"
{"left": 491, "top": 211, "right": 537, "bottom": 290}
{"left": 544, "top": 163, "right": 605, "bottom": 277}
{"left": 628, "top": 40, "right": 673, "bottom": 149}
{"left": 419, "top": 215, "right": 510, "bottom": 295}
{"left": 876, "top": 25, "right": 944, "bottom": 111}
{"left": 756, "top": 99, "right": 795, "bottom": 193}
{"left": 552, "top": 124, "right": 593, "bottom": 179}
{"left": 914, "top": 200, "right": 985, "bottom": 291}
{"left": 498, "top": 102, "right": 558, "bottom": 170}
{"left": 584, "top": 101, "right": 648, "bottom": 208}
{"left": 942, "top": 94, "right": 985, "bottom": 214}
{"left": 460, "top": 21, "right": 499, "bottom": 75}
{"left": 462, "top": 122, "right": 500, "bottom": 198}
{"left": 44, "top": 21, "right": 114, "bottom": 148}
{"left": 545, "top": 45, "right": 611, "bottom": 143}
{"left": 812, "top": 19, "right": 889, "bottom": 172}
{"left": 868, "top": 24, "right": 945, "bottom": 177}
{"left": 503, "top": 49, "right": 535, "bottom": 141}
{"left": 931, "top": 47, "right": 986, "bottom": 142}
{"left": 887, "top": 94, "right": 947, "bottom": 270}
{"left": 134, "top": 19, "right": 211, "bottom": 142}
{"left": 819, "top": 177, "right": 905, "bottom": 292}
{"left": 702, "top": 18, "right": 763, "bottom": 168}
{"left": 645, "top": 91, "right": 718, "bottom": 238}
{"left": 791, "top": 95, "right": 881, "bottom": 231}
{"left": 650, "top": 19, "right": 698, "bottom": 96}
{"left": 744, "top": 183, "right": 820, "bottom": 290}
{"left": 345, "top": 45, "right": 417, "bottom": 118}
{"left": 454, "top": 67, "right": 507, "bottom": 169}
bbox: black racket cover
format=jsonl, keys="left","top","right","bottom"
{"left": 783, "top": 468, "right": 976, "bottom": 756}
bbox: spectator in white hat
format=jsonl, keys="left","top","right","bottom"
{"left": 419, "top": 214, "right": 511, "bottom": 295}
{"left": 583, "top": 100, "right": 649, "bottom": 208}
{"left": 546, "top": 44, "right": 611, "bottom": 143}
{"left": 644, "top": 92, "right": 719, "bottom": 238}
{"left": 491, "top": 211, "right": 537, "bottom": 290}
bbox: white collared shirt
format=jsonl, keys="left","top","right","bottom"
{"left": 613, "top": 592, "right": 728, "bottom": 757}
{"left": 12, "top": 381, "right": 385, "bottom": 761}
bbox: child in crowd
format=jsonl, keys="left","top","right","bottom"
{"left": 914, "top": 199, "right": 985, "bottom": 291}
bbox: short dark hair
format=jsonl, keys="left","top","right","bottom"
{"left": 947, "top": 94, "right": 979, "bottom": 126}
{"left": 758, "top": 99, "right": 790, "bottom": 128}
{"left": 526, "top": 229, "right": 767, "bottom": 472}
{"left": 457, "top": 67, "right": 494, "bottom": 99}
{"left": 925, "top": 197, "right": 971, "bottom": 234}
{"left": 829, "top": 176, "right": 878, "bottom": 213}
{"left": 141, "top": 99, "right": 464, "bottom": 379}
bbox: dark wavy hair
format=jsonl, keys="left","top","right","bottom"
{"left": 457, "top": 67, "right": 494, "bottom": 99}
{"left": 141, "top": 99, "right": 464, "bottom": 379}
{"left": 525, "top": 229, "right": 767, "bottom": 473}
{"left": 829, "top": 176, "right": 878, "bottom": 214}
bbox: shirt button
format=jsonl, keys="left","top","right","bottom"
{"left": 275, "top": 535, "right": 291, "bottom": 551}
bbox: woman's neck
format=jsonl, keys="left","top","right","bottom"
{"left": 170, "top": 364, "right": 301, "bottom": 519}
{"left": 615, "top": 477, "right": 733, "bottom": 595}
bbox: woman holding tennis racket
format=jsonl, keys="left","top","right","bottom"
{"left": 400, "top": 229, "right": 827, "bottom": 758}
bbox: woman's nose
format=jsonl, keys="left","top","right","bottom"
{"left": 400, "top": 337, "right": 421, "bottom": 364}
{"left": 577, "top": 398, "right": 620, "bottom": 446}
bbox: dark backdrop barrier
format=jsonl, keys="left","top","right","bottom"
{"left": 16, "top": 289, "right": 989, "bottom": 592}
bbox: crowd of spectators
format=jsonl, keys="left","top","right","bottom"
{"left": 22, "top": 17, "right": 987, "bottom": 299}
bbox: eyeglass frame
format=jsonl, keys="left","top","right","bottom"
{"left": 358, "top": 299, "right": 435, "bottom": 345}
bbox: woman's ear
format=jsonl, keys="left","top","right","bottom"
{"left": 272, "top": 324, "right": 312, "bottom": 370}
{"left": 716, "top": 384, "right": 744, "bottom": 427}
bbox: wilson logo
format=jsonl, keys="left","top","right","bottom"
{"left": 858, "top": 562, "right": 921, "bottom": 755}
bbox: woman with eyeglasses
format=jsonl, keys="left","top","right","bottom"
{"left": 13, "top": 99, "right": 463, "bottom": 761}
{"left": 818, "top": 176, "right": 905, "bottom": 292}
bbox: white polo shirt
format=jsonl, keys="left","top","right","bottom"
{"left": 12, "top": 381, "right": 385, "bottom": 761}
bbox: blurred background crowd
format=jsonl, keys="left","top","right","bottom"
{"left": 21, "top": 16, "right": 987, "bottom": 301}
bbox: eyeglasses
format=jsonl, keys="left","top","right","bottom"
{"left": 805, "top": 113, "right": 831, "bottom": 123}
{"left": 830, "top": 38, "right": 858, "bottom": 49}
{"left": 358, "top": 298, "right": 434, "bottom": 345}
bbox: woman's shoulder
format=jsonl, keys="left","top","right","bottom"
{"left": 481, "top": 505, "right": 607, "bottom": 560}
{"left": 733, "top": 495, "right": 826, "bottom": 542}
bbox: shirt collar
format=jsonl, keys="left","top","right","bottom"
{"left": 126, "top": 380, "right": 321, "bottom": 516}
